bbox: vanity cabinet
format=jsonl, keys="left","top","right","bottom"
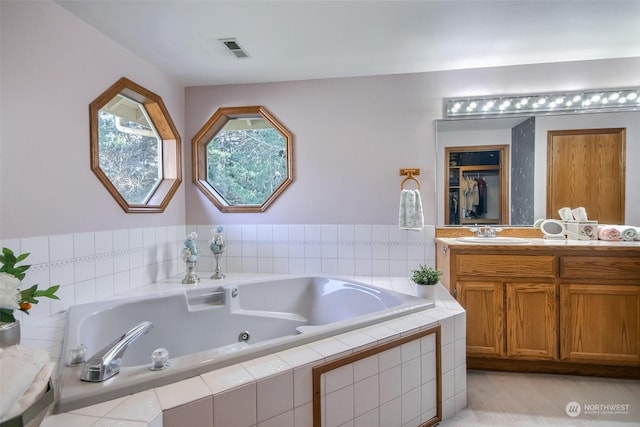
{"left": 436, "top": 236, "right": 640, "bottom": 379}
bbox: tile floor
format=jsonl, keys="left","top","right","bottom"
{"left": 441, "top": 370, "right": 640, "bottom": 426}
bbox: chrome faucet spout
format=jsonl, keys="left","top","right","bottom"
{"left": 80, "top": 321, "right": 153, "bottom": 382}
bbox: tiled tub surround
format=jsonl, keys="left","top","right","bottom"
{"left": 2, "top": 224, "right": 460, "bottom": 426}
{"left": 37, "top": 277, "right": 464, "bottom": 427}
{"left": 55, "top": 276, "right": 435, "bottom": 412}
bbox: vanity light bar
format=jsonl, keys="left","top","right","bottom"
{"left": 445, "top": 88, "right": 640, "bottom": 118}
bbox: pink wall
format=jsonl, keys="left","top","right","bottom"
{"left": 3, "top": 1, "right": 640, "bottom": 239}
{"left": 185, "top": 59, "right": 640, "bottom": 226}
{"left": 0, "top": 1, "right": 186, "bottom": 239}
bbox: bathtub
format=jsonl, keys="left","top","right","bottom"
{"left": 54, "top": 275, "right": 434, "bottom": 413}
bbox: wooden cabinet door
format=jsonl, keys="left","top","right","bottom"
{"left": 458, "top": 281, "right": 504, "bottom": 357}
{"left": 560, "top": 284, "right": 640, "bottom": 364}
{"left": 506, "top": 283, "right": 557, "bottom": 360}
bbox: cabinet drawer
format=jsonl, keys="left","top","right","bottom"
{"left": 456, "top": 255, "right": 555, "bottom": 278}
{"left": 560, "top": 257, "right": 640, "bottom": 280}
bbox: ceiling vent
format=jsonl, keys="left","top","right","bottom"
{"left": 219, "top": 38, "right": 250, "bottom": 59}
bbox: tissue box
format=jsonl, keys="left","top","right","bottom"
{"left": 565, "top": 220, "right": 598, "bottom": 240}
{"left": 0, "top": 381, "right": 53, "bottom": 427}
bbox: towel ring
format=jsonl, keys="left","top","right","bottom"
{"left": 399, "top": 168, "right": 421, "bottom": 190}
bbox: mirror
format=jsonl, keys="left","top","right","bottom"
{"left": 90, "top": 77, "right": 182, "bottom": 213}
{"left": 192, "top": 106, "right": 294, "bottom": 212}
{"left": 436, "top": 110, "right": 640, "bottom": 226}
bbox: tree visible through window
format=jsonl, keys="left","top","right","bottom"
{"left": 98, "top": 106, "right": 162, "bottom": 204}
{"left": 206, "top": 125, "right": 286, "bottom": 205}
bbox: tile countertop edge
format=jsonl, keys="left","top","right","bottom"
{"left": 28, "top": 275, "right": 464, "bottom": 426}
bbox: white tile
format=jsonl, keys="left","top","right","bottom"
{"left": 154, "top": 376, "right": 211, "bottom": 410}
{"left": 241, "top": 354, "right": 290, "bottom": 380}
{"left": 306, "top": 337, "right": 351, "bottom": 358}
{"left": 378, "top": 347, "right": 401, "bottom": 372}
{"left": 95, "top": 230, "right": 113, "bottom": 254}
{"left": 379, "top": 396, "right": 401, "bottom": 427}
{"left": 325, "top": 363, "right": 353, "bottom": 394}
{"left": 421, "top": 351, "right": 436, "bottom": 384}
{"left": 293, "top": 363, "right": 314, "bottom": 407}
{"left": 379, "top": 365, "right": 401, "bottom": 404}
{"left": 95, "top": 254, "right": 114, "bottom": 277}
{"left": 73, "top": 256, "right": 95, "bottom": 283}
{"left": 70, "top": 396, "right": 127, "bottom": 417}
{"left": 258, "top": 410, "right": 293, "bottom": 427}
{"left": 321, "top": 224, "right": 338, "bottom": 241}
{"left": 338, "top": 225, "right": 355, "bottom": 242}
{"left": 201, "top": 364, "right": 255, "bottom": 394}
{"left": 454, "top": 311, "right": 466, "bottom": 341}
{"left": 334, "top": 330, "right": 376, "bottom": 350}
{"left": 421, "top": 379, "right": 437, "bottom": 414}
{"left": 454, "top": 338, "right": 466, "bottom": 368}
{"left": 400, "top": 339, "right": 421, "bottom": 363}
{"left": 92, "top": 418, "right": 148, "bottom": 427}
{"left": 272, "top": 225, "right": 288, "bottom": 241}
{"left": 129, "top": 228, "right": 144, "bottom": 249}
{"left": 442, "top": 343, "right": 454, "bottom": 373}
{"left": 288, "top": 225, "right": 305, "bottom": 241}
{"left": 354, "top": 225, "right": 371, "bottom": 242}
{"left": 106, "top": 390, "right": 161, "bottom": 422}
{"left": 440, "top": 316, "right": 455, "bottom": 346}
{"left": 442, "top": 395, "right": 456, "bottom": 420}
{"left": 75, "top": 279, "right": 96, "bottom": 304}
{"left": 143, "top": 227, "right": 156, "bottom": 247}
{"left": 213, "top": 383, "right": 256, "bottom": 427}
{"left": 20, "top": 236, "right": 49, "bottom": 264}
{"left": 354, "top": 354, "right": 378, "bottom": 382}
{"left": 49, "top": 234, "right": 74, "bottom": 262}
{"left": 294, "top": 402, "right": 313, "bottom": 427}
{"left": 401, "top": 386, "right": 421, "bottom": 425}
{"left": 420, "top": 333, "right": 436, "bottom": 355}
{"left": 113, "top": 229, "right": 129, "bottom": 251}
{"left": 304, "top": 225, "right": 321, "bottom": 241}
{"left": 371, "top": 225, "right": 389, "bottom": 242}
{"left": 401, "top": 357, "right": 421, "bottom": 394}
{"left": 454, "top": 364, "right": 467, "bottom": 395}
{"left": 354, "top": 374, "right": 378, "bottom": 417}
{"left": 242, "top": 224, "right": 258, "bottom": 241}
{"left": 73, "top": 232, "right": 95, "bottom": 257}
{"left": 95, "top": 275, "right": 114, "bottom": 300}
{"left": 354, "top": 408, "right": 379, "bottom": 427}
{"left": 257, "top": 370, "right": 294, "bottom": 422}
{"left": 40, "top": 413, "right": 98, "bottom": 427}
{"left": 277, "top": 345, "right": 323, "bottom": 368}
{"left": 325, "top": 384, "right": 354, "bottom": 427}
{"left": 442, "top": 369, "right": 455, "bottom": 400}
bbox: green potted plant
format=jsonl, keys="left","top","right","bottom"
{"left": 411, "top": 264, "right": 443, "bottom": 299}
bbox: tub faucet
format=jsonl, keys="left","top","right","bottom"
{"left": 80, "top": 321, "right": 153, "bottom": 382}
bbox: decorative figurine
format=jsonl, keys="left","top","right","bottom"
{"left": 181, "top": 232, "right": 200, "bottom": 284}
{"left": 210, "top": 226, "right": 226, "bottom": 279}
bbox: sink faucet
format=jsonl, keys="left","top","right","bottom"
{"left": 470, "top": 226, "right": 502, "bottom": 238}
{"left": 80, "top": 321, "right": 153, "bottom": 382}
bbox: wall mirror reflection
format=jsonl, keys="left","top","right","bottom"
{"left": 436, "top": 110, "right": 639, "bottom": 226}
{"left": 192, "top": 106, "right": 294, "bottom": 213}
{"left": 90, "top": 77, "right": 182, "bottom": 213}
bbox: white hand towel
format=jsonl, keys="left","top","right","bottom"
{"left": 0, "top": 346, "right": 50, "bottom": 421}
{"left": 399, "top": 189, "right": 424, "bottom": 231}
{"left": 611, "top": 225, "right": 638, "bottom": 241}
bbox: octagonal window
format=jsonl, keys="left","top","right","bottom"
{"left": 193, "top": 106, "right": 294, "bottom": 212}
{"left": 90, "top": 77, "right": 181, "bottom": 213}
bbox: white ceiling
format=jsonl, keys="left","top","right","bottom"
{"left": 55, "top": 0, "right": 640, "bottom": 87}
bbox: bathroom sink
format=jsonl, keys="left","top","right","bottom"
{"left": 455, "top": 236, "right": 530, "bottom": 244}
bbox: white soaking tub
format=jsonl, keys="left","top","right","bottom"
{"left": 54, "top": 276, "right": 434, "bottom": 412}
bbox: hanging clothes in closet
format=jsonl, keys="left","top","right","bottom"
{"left": 461, "top": 174, "right": 487, "bottom": 219}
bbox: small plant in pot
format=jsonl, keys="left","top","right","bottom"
{"left": 411, "top": 264, "right": 443, "bottom": 299}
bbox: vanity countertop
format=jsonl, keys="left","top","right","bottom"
{"left": 436, "top": 237, "right": 640, "bottom": 251}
